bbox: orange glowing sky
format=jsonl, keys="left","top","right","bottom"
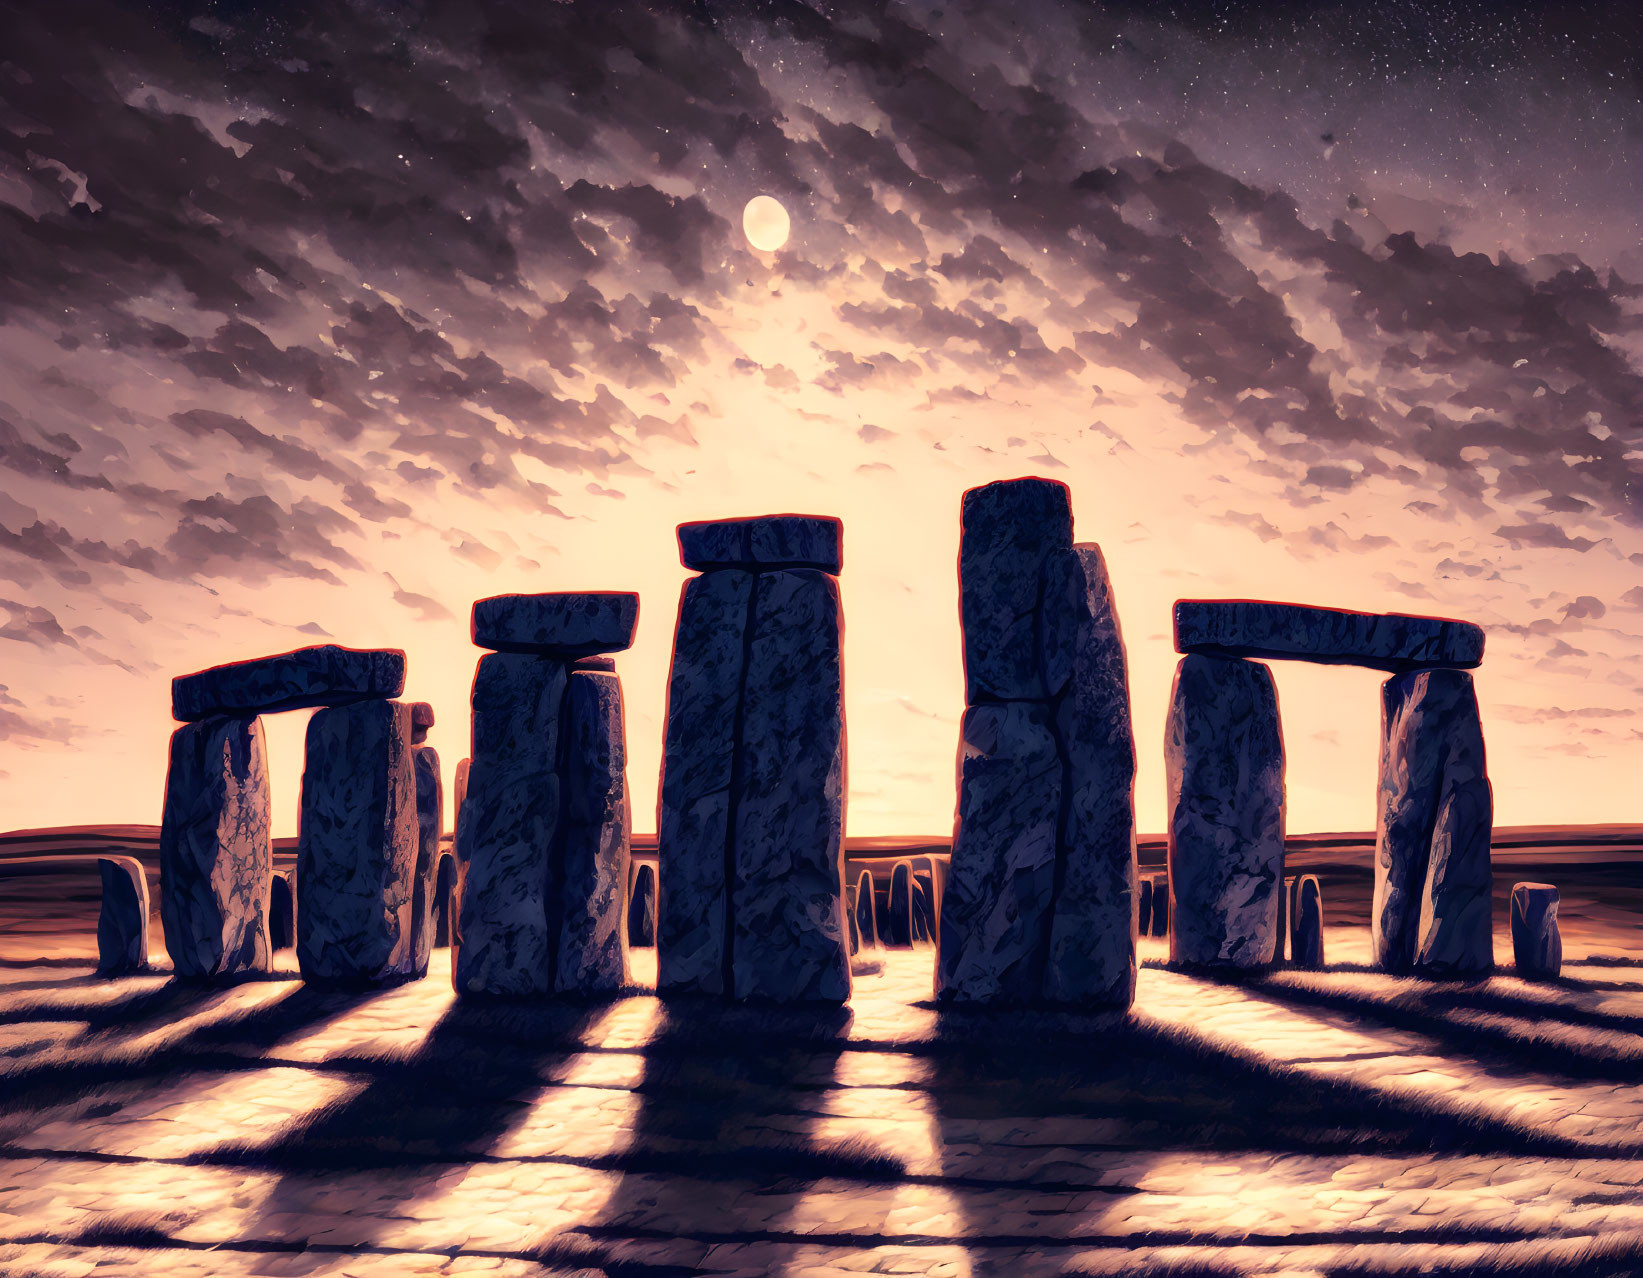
{"left": 2, "top": 2, "right": 1642, "bottom": 838}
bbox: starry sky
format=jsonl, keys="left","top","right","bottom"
{"left": 2, "top": 0, "right": 1642, "bottom": 838}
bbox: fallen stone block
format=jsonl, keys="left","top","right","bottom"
{"left": 556, "top": 668, "right": 631, "bottom": 994}
{"left": 160, "top": 714, "right": 273, "bottom": 981}
{"left": 298, "top": 699, "right": 418, "bottom": 987}
{"left": 1166, "top": 654, "right": 1286, "bottom": 968}
{"left": 1291, "top": 874, "right": 1325, "bottom": 968}
{"left": 97, "top": 856, "right": 149, "bottom": 977}
{"left": 1174, "top": 600, "right": 1485, "bottom": 674}
{"left": 1511, "top": 882, "right": 1561, "bottom": 980}
{"left": 678, "top": 514, "right": 844, "bottom": 574}
{"left": 268, "top": 870, "right": 295, "bottom": 951}
{"left": 628, "top": 862, "right": 657, "bottom": 948}
{"left": 172, "top": 646, "right": 404, "bottom": 722}
{"left": 472, "top": 592, "right": 639, "bottom": 657}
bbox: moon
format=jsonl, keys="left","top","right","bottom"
{"left": 742, "top": 195, "right": 791, "bottom": 251}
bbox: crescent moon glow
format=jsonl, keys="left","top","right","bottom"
{"left": 742, "top": 195, "right": 791, "bottom": 252}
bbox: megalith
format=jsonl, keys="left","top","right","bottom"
{"left": 557, "top": 667, "right": 631, "bottom": 993}
{"left": 1138, "top": 877, "right": 1153, "bottom": 937}
{"left": 1511, "top": 882, "right": 1561, "bottom": 980}
{"left": 854, "top": 869, "right": 879, "bottom": 950}
{"left": 433, "top": 852, "right": 457, "bottom": 948}
{"left": 411, "top": 740, "right": 443, "bottom": 977}
{"left": 885, "top": 861, "right": 915, "bottom": 949}
{"left": 1165, "top": 653, "right": 1286, "bottom": 968}
{"left": 96, "top": 856, "right": 149, "bottom": 977}
{"left": 268, "top": 870, "right": 295, "bottom": 950}
{"left": 1149, "top": 875, "right": 1169, "bottom": 937}
{"left": 1291, "top": 874, "right": 1325, "bottom": 968}
{"left": 628, "top": 861, "right": 657, "bottom": 947}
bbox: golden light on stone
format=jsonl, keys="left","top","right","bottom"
{"left": 742, "top": 194, "right": 791, "bottom": 251}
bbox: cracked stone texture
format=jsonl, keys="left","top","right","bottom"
{"left": 557, "top": 669, "right": 631, "bottom": 994}
{"left": 159, "top": 715, "right": 272, "bottom": 981}
{"left": 1174, "top": 599, "right": 1485, "bottom": 674}
{"left": 627, "top": 861, "right": 656, "bottom": 947}
{"left": 1292, "top": 874, "right": 1325, "bottom": 968}
{"left": 267, "top": 870, "right": 294, "bottom": 951}
{"left": 677, "top": 513, "right": 844, "bottom": 573}
{"left": 731, "top": 568, "right": 850, "bottom": 1004}
{"left": 1374, "top": 668, "right": 1493, "bottom": 975}
{"left": 171, "top": 646, "right": 404, "bottom": 722}
{"left": 471, "top": 592, "right": 639, "bottom": 657}
{"left": 410, "top": 744, "right": 443, "bottom": 978}
{"left": 297, "top": 699, "right": 418, "bottom": 988}
{"left": 1512, "top": 882, "right": 1562, "bottom": 980}
{"left": 95, "top": 857, "right": 149, "bottom": 977}
{"left": 1166, "top": 655, "right": 1286, "bottom": 969}
{"left": 1045, "top": 543, "right": 1137, "bottom": 1009}
{"left": 937, "top": 701, "right": 1062, "bottom": 1004}
{"left": 454, "top": 654, "right": 566, "bottom": 998}
{"left": 656, "top": 569, "right": 752, "bottom": 997}
{"left": 958, "top": 476, "right": 1073, "bottom": 703}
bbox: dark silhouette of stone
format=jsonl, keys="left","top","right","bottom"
{"left": 1511, "top": 882, "right": 1561, "bottom": 980}
{"left": 268, "top": 870, "right": 295, "bottom": 951}
{"left": 172, "top": 646, "right": 404, "bottom": 722}
{"left": 573, "top": 656, "right": 617, "bottom": 672}
{"left": 854, "top": 869, "right": 879, "bottom": 949}
{"left": 1174, "top": 600, "right": 1485, "bottom": 674}
{"left": 959, "top": 477, "right": 1073, "bottom": 702}
{"left": 410, "top": 744, "right": 443, "bottom": 977}
{"left": 160, "top": 714, "right": 272, "bottom": 981}
{"left": 847, "top": 891, "right": 861, "bottom": 954}
{"left": 1138, "top": 877, "right": 1153, "bottom": 936}
{"left": 410, "top": 701, "right": 435, "bottom": 745}
{"left": 452, "top": 757, "right": 470, "bottom": 847}
{"left": 1044, "top": 543, "right": 1137, "bottom": 1008}
{"left": 731, "top": 569, "right": 849, "bottom": 1003}
{"left": 557, "top": 668, "right": 631, "bottom": 993}
{"left": 1291, "top": 874, "right": 1325, "bottom": 968}
{"left": 1373, "top": 668, "right": 1493, "bottom": 976}
{"left": 433, "top": 852, "right": 457, "bottom": 948}
{"left": 1166, "top": 655, "right": 1285, "bottom": 968}
{"left": 657, "top": 570, "right": 752, "bottom": 997}
{"left": 1277, "top": 874, "right": 1296, "bottom": 963}
{"left": 911, "top": 874, "right": 935, "bottom": 945}
{"left": 298, "top": 699, "right": 418, "bottom": 987}
{"left": 628, "top": 861, "right": 657, "bottom": 947}
{"left": 455, "top": 654, "right": 566, "bottom": 997}
{"left": 937, "top": 701, "right": 1061, "bottom": 1003}
{"left": 884, "top": 861, "right": 914, "bottom": 948}
{"left": 96, "top": 856, "right": 149, "bottom": 976}
{"left": 678, "top": 514, "right": 844, "bottom": 573}
{"left": 472, "top": 592, "right": 639, "bottom": 656}
{"left": 1149, "top": 876, "right": 1169, "bottom": 937}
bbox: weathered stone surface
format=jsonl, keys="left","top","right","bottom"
{"left": 557, "top": 669, "right": 631, "bottom": 994}
{"left": 1138, "top": 877, "right": 1153, "bottom": 937}
{"left": 1174, "top": 600, "right": 1484, "bottom": 674}
{"left": 1165, "top": 655, "right": 1286, "bottom": 968}
{"left": 455, "top": 654, "right": 566, "bottom": 997}
{"left": 1416, "top": 776, "right": 1495, "bottom": 976}
{"left": 911, "top": 874, "right": 935, "bottom": 946}
{"left": 1291, "top": 875, "right": 1325, "bottom": 968}
{"left": 884, "top": 862, "right": 914, "bottom": 949}
{"left": 160, "top": 715, "right": 273, "bottom": 981}
{"left": 678, "top": 514, "right": 843, "bottom": 574}
{"left": 628, "top": 862, "right": 657, "bottom": 947}
{"left": 1511, "top": 882, "right": 1561, "bottom": 980}
{"left": 1150, "top": 875, "right": 1170, "bottom": 937}
{"left": 410, "top": 702, "right": 434, "bottom": 744}
{"left": 96, "top": 857, "right": 149, "bottom": 976}
{"left": 472, "top": 592, "right": 639, "bottom": 657}
{"left": 936, "top": 701, "right": 1062, "bottom": 1004}
{"left": 297, "top": 699, "right": 418, "bottom": 987}
{"left": 959, "top": 477, "right": 1074, "bottom": 702}
{"left": 268, "top": 870, "right": 295, "bottom": 950}
{"left": 410, "top": 745, "right": 443, "bottom": 977}
{"left": 1373, "top": 668, "right": 1492, "bottom": 974}
{"left": 1044, "top": 543, "right": 1137, "bottom": 1008}
{"left": 854, "top": 869, "right": 879, "bottom": 949}
{"left": 657, "top": 570, "right": 752, "bottom": 997}
{"left": 433, "top": 852, "right": 457, "bottom": 948}
{"left": 731, "top": 569, "right": 850, "bottom": 1003}
{"left": 172, "top": 646, "right": 405, "bottom": 722}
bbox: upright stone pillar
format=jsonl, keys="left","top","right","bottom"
{"left": 97, "top": 856, "right": 150, "bottom": 977}
{"left": 159, "top": 715, "right": 273, "bottom": 981}
{"left": 298, "top": 698, "right": 418, "bottom": 987}
{"left": 410, "top": 702, "right": 442, "bottom": 979}
{"left": 1165, "top": 653, "right": 1286, "bottom": 968}
{"left": 558, "top": 666, "right": 631, "bottom": 993}
{"left": 628, "top": 862, "right": 657, "bottom": 947}
{"left": 658, "top": 515, "right": 850, "bottom": 1003}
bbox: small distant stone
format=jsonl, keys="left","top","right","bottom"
{"left": 1138, "top": 877, "right": 1153, "bottom": 936}
{"left": 573, "top": 656, "right": 617, "bottom": 672}
{"left": 1291, "top": 875, "right": 1325, "bottom": 968}
{"left": 1511, "top": 882, "right": 1561, "bottom": 980}
{"left": 1174, "top": 600, "right": 1485, "bottom": 674}
{"left": 172, "top": 645, "right": 405, "bottom": 721}
{"left": 472, "top": 592, "right": 639, "bottom": 656}
{"left": 678, "top": 514, "right": 843, "bottom": 573}
{"left": 410, "top": 702, "right": 436, "bottom": 729}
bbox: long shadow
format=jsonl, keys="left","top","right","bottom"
{"left": 1178, "top": 967, "right": 1643, "bottom": 1085}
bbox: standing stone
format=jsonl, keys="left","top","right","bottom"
{"left": 472, "top": 592, "right": 639, "bottom": 657}
{"left": 1150, "top": 876, "right": 1170, "bottom": 937}
{"left": 1165, "top": 655, "right": 1286, "bottom": 968}
{"left": 160, "top": 715, "right": 272, "bottom": 981}
{"left": 1044, "top": 544, "right": 1138, "bottom": 1007}
{"left": 410, "top": 701, "right": 435, "bottom": 744}
{"left": 297, "top": 699, "right": 418, "bottom": 987}
{"left": 884, "top": 861, "right": 914, "bottom": 948}
{"left": 1373, "top": 669, "right": 1492, "bottom": 974}
{"left": 628, "top": 862, "right": 657, "bottom": 947}
{"left": 96, "top": 857, "right": 149, "bottom": 977}
{"left": 268, "top": 870, "right": 295, "bottom": 950}
{"left": 732, "top": 569, "right": 850, "bottom": 1003}
{"left": 937, "top": 702, "right": 1062, "bottom": 1003}
{"left": 959, "top": 478, "right": 1074, "bottom": 702}
{"left": 452, "top": 757, "right": 471, "bottom": 861}
{"left": 657, "top": 570, "right": 753, "bottom": 996}
{"left": 1276, "top": 874, "right": 1295, "bottom": 964}
{"left": 854, "top": 869, "right": 879, "bottom": 949}
{"left": 557, "top": 668, "right": 631, "bottom": 994}
{"left": 1291, "top": 874, "right": 1325, "bottom": 968}
{"left": 455, "top": 654, "right": 566, "bottom": 997}
{"left": 1138, "top": 877, "right": 1154, "bottom": 937}
{"left": 1511, "top": 882, "right": 1561, "bottom": 980}
{"left": 410, "top": 744, "right": 443, "bottom": 977}
{"left": 433, "top": 852, "right": 458, "bottom": 947}
{"left": 912, "top": 872, "right": 936, "bottom": 945}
